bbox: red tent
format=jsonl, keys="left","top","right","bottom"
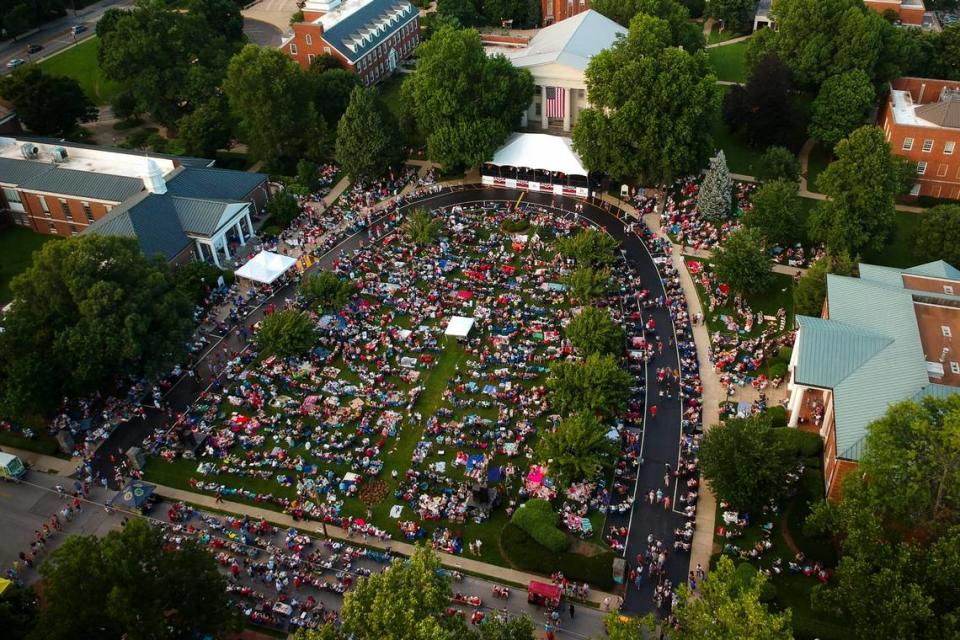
{"left": 457, "top": 290, "right": 473, "bottom": 300}
{"left": 527, "top": 581, "right": 561, "bottom": 607}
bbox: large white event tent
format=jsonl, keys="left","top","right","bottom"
{"left": 234, "top": 250, "right": 297, "bottom": 287}
{"left": 489, "top": 133, "right": 589, "bottom": 177}
{"left": 444, "top": 316, "right": 476, "bottom": 339}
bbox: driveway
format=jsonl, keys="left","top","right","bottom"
{"left": 242, "top": 0, "right": 299, "bottom": 46}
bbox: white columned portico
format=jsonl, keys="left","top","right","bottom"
{"left": 788, "top": 386, "right": 806, "bottom": 427}
{"left": 234, "top": 220, "right": 245, "bottom": 245}
{"left": 563, "top": 87, "right": 572, "bottom": 131}
{"left": 540, "top": 85, "right": 548, "bottom": 129}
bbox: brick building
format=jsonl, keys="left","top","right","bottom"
{"left": 880, "top": 77, "right": 960, "bottom": 199}
{"left": 541, "top": 0, "right": 589, "bottom": 25}
{"left": 0, "top": 137, "right": 269, "bottom": 266}
{"left": 864, "top": 0, "right": 925, "bottom": 25}
{"left": 787, "top": 261, "right": 960, "bottom": 499}
{"left": 281, "top": 0, "right": 419, "bottom": 86}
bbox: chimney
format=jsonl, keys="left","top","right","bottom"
{"left": 918, "top": 83, "right": 926, "bottom": 103}
{"left": 141, "top": 158, "right": 167, "bottom": 194}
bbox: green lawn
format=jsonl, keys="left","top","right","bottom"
{"left": 39, "top": 37, "right": 121, "bottom": 106}
{"left": 0, "top": 226, "right": 55, "bottom": 303}
{"left": 805, "top": 143, "right": 832, "bottom": 193}
{"left": 710, "top": 89, "right": 766, "bottom": 176}
{"left": 707, "top": 24, "right": 748, "bottom": 45}
{"left": 708, "top": 40, "right": 749, "bottom": 83}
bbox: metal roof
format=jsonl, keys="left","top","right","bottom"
{"left": 0, "top": 156, "right": 51, "bottom": 186}
{"left": 320, "top": 0, "right": 416, "bottom": 63}
{"left": 85, "top": 192, "right": 192, "bottom": 261}
{"left": 905, "top": 260, "right": 960, "bottom": 280}
{"left": 503, "top": 10, "right": 626, "bottom": 72}
{"left": 916, "top": 97, "right": 960, "bottom": 129}
{"left": 18, "top": 166, "right": 144, "bottom": 202}
{"left": 794, "top": 316, "right": 892, "bottom": 388}
{"left": 170, "top": 196, "right": 246, "bottom": 235}
{"left": 165, "top": 167, "right": 267, "bottom": 201}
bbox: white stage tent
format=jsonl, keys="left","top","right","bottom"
{"left": 234, "top": 250, "right": 297, "bottom": 286}
{"left": 445, "top": 316, "right": 476, "bottom": 338}
{"left": 488, "top": 133, "right": 588, "bottom": 176}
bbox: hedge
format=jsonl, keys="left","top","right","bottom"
{"left": 510, "top": 499, "right": 569, "bottom": 553}
{"left": 500, "top": 523, "right": 614, "bottom": 590}
{"left": 774, "top": 428, "right": 823, "bottom": 458}
{"left": 766, "top": 405, "right": 788, "bottom": 428}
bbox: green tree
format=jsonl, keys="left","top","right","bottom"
{"left": 670, "top": 556, "right": 793, "bottom": 639}
{"left": 547, "top": 353, "right": 632, "bottom": 419}
{"left": 744, "top": 26, "right": 779, "bottom": 78}
{"left": 174, "top": 260, "right": 225, "bottom": 304}
{"left": 700, "top": 414, "right": 791, "bottom": 511}
{"left": 188, "top": 0, "right": 244, "bottom": 41}
{"left": 265, "top": 191, "right": 302, "bottom": 229}
{"left": 224, "top": 45, "right": 327, "bottom": 169}
{"left": 697, "top": 150, "right": 733, "bottom": 219}
{"left": 255, "top": 309, "right": 316, "bottom": 357}
{"left": 914, "top": 205, "right": 960, "bottom": 267}
{"left": 723, "top": 54, "right": 803, "bottom": 150}
{"left": 297, "top": 159, "right": 320, "bottom": 191}
{"left": 709, "top": 0, "right": 756, "bottom": 31}
{"left": 312, "top": 67, "right": 360, "bottom": 124}
{"left": 933, "top": 22, "right": 960, "bottom": 81}
{"left": 556, "top": 228, "right": 619, "bottom": 266}
{"left": 300, "top": 271, "right": 357, "bottom": 311}
{"left": 173, "top": 95, "right": 232, "bottom": 158}
{"left": 743, "top": 179, "right": 803, "bottom": 247}
{"left": 0, "top": 236, "right": 192, "bottom": 418}
{"left": 809, "top": 126, "right": 899, "bottom": 255}
{"left": 565, "top": 266, "right": 613, "bottom": 303}
{"left": 591, "top": 0, "right": 704, "bottom": 50}
{"left": 436, "top": 0, "right": 481, "bottom": 26}
{"left": 0, "top": 585, "right": 37, "bottom": 640}
{"left": 567, "top": 306, "right": 624, "bottom": 356}
{"left": 482, "top": 0, "right": 540, "bottom": 28}
{"left": 809, "top": 70, "right": 876, "bottom": 150}
{"left": 537, "top": 412, "right": 619, "bottom": 486}
{"left": 336, "top": 86, "right": 402, "bottom": 179}
{"left": 573, "top": 13, "right": 719, "bottom": 183}
{"left": 476, "top": 614, "right": 536, "bottom": 640}
{"left": 403, "top": 26, "right": 533, "bottom": 169}
{"left": 712, "top": 227, "right": 774, "bottom": 294}
{"left": 792, "top": 251, "right": 855, "bottom": 317}
{"left": 34, "top": 518, "right": 237, "bottom": 640}
{"left": 0, "top": 66, "right": 97, "bottom": 136}
{"left": 756, "top": 146, "right": 801, "bottom": 183}
{"left": 404, "top": 209, "right": 443, "bottom": 247}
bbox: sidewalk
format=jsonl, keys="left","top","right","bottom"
{"left": 151, "top": 482, "right": 618, "bottom": 608}
{"left": 0, "top": 445, "right": 78, "bottom": 476}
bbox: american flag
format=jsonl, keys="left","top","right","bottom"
{"left": 545, "top": 87, "right": 565, "bottom": 119}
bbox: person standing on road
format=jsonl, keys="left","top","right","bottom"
{"left": 569, "top": 603, "right": 575, "bottom": 619}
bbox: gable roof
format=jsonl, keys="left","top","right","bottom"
{"left": 0, "top": 156, "right": 144, "bottom": 202}
{"left": 171, "top": 197, "right": 248, "bottom": 235}
{"left": 905, "top": 260, "right": 960, "bottom": 280}
{"left": 793, "top": 316, "right": 892, "bottom": 388}
{"left": 0, "top": 156, "right": 50, "bottom": 186}
{"left": 319, "top": 0, "right": 416, "bottom": 63}
{"left": 165, "top": 167, "right": 267, "bottom": 201}
{"left": 503, "top": 10, "right": 625, "bottom": 72}
{"left": 86, "top": 192, "right": 192, "bottom": 261}
{"left": 916, "top": 97, "right": 960, "bottom": 129}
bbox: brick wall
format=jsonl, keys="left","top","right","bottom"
{"left": 541, "top": 0, "right": 589, "bottom": 25}
{"left": 2, "top": 189, "right": 118, "bottom": 236}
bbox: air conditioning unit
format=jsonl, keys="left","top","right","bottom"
{"left": 20, "top": 143, "right": 39, "bottom": 160}
{"left": 51, "top": 146, "right": 68, "bottom": 162}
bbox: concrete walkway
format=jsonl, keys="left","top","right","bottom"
{"left": 1, "top": 445, "right": 78, "bottom": 477}
{"left": 706, "top": 34, "right": 752, "bottom": 49}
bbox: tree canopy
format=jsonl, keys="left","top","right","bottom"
{"left": 712, "top": 227, "right": 774, "bottom": 295}
{"left": 565, "top": 266, "right": 613, "bottom": 303}
{"left": 591, "top": 0, "right": 704, "bottom": 50}
{"left": 336, "top": 86, "right": 403, "bottom": 179}
{"left": 404, "top": 209, "right": 444, "bottom": 247}
{"left": 34, "top": 518, "right": 237, "bottom": 640}
{"left": 265, "top": 191, "right": 302, "bottom": 229}
{"left": 0, "top": 66, "right": 97, "bottom": 137}
{"left": 537, "top": 411, "right": 619, "bottom": 486}
{"left": 792, "top": 252, "right": 855, "bottom": 317}
{"left": 556, "top": 228, "right": 619, "bottom": 266}
{"left": 402, "top": 26, "right": 533, "bottom": 169}
{"left": 723, "top": 54, "right": 803, "bottom": 150}
{"left": 0, "top": 236, "right": 193, "bottom": 418}
{"left": 567, "top": 306, "right": 624, "bottom": 356}
{"left": 572, "top": 13, "right": 719, "bottom": 183}
{"left": 809, "top": 69, "right": 876, "bottom": 150}
{"left": 914, "top": 205, "right": 960, "bottom": 268}
{"left": 700, "top": 414, "right": 791, "bottom": 512}
{"left": 709, "top": 0, "right": 756, "bottom": 30}
{"left": 224, "top": 45, "right": 327, "bottom": 170}
{"left": 756, "top": 146, "right": 801, "bottom": 184}
{"left": 547, "top": 353, "right": 632, "bottom": 419}
{"left": 743, "top": 179, "right": 803, "bottom": 247}
{"left": 300, "top": 271, "right": 357, "bottom": 311}
{"left": 173, "top": 95, "right": 233, "bottom": 158}
{"left": 255, "top": 309, "right": 316, "bottom": 357}
{"left": 809, "top": 126, "right": 900, "bottom": 255}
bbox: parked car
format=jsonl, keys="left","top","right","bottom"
{"left": 5, "top": 58, "right": 26, "bottom": 69}
{"left": 26, "top": 44, "right": 43, "bottom": 54}
{"left": 71, "top": 24, "right": 87, "bottom": 35}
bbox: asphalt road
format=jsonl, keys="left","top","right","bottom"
{"left": 1, "top": 471, "right": 608, "bottom": 639}
{"left": 88, "top": 186, "right": 687, "bottom": 617}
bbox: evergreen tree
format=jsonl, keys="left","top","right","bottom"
{"left": 335, "top": 86, "right": 402, "bottom": 179}
{"left": 697, "top": 150, "right": 732, "bottom": 220}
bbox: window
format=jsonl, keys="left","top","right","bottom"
{"left": 922, "top": 138, "right": 934, "bottom": 153}
{"left": 939, "top": 164, "right": 949, "bottom": 177}
{"left": 952, "top": 362, "right": 960, "bottom": 375}
{"left": 902, "top": 137, "right": 914, "bottom": 151}
{"left": 324, "top": 46, "right": 331, "bottom": 55}
{"left": 290, "top": 43, "right": 298, "bottom": 55}
{"left": 305, "top": 34, "right": 312, "bottom": 45}
{"left": 946, "top": 141, "right": 956, "bottom": 155}
{"left": 944, "top": 325, "right": 953, "bottom": 338}
{"left": 48, "top": 224, "right": 57, "bottom": 234}
{"left": 910, "top": 183, "right": 922, "bottom": 196}
{"left": 945, "top": 285, "right": 955, "bottom": 295}
{"left": 38, "top": 195, "right": 48, "bottom": 213}
{"left": 81, "top": 201, "right": 93, "bottom": 223}
{"left": 2, "top": 188, "right": 24, "bottom": 213}
{"left": 69, "top": 223, "right": 77, "bottom": 235}
{"left": 917, "top": 161, "right": 927, "bottom": 175}
{"left": 308, "top": 53, "right": 315, "bottom": 64}
{"left": 58, "top": 198, "right": 70, "bottom": 217}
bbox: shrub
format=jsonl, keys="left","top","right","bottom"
{"left": 776, "top": 347, "right": 792, "bottom": 363}
{"left": 500, "top": 524, "right": 613, "bottom": 589}
{"left": 766, "top": 405, "right": 788, "bottom": 428}
{"left": 775, "top": 428, "right": 824, "bottom": 458}
{"left": 510, "top": 499, "right": 569, "bottom": 553}
{"left": 768, "top": 362, "right": 788, "bottom": 380}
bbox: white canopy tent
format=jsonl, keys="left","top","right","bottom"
{"left": 488, "top": 133, "right": 589, "bottom": 176}
{"left": 445, "top": 316, "right": 476, "bottom": 338}
{"left": 234, "top": 250, "right": 297, "bottom": 286}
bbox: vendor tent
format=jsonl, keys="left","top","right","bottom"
{"left": 235, "top": 250, "right": 297, "bottom": 286}
{"left": 445, "top": 316, "right": 476, "bottom": 338}
{"left": 489, "top": 133, "right": 588, "bottom": 177}
{"left": 0, "top": 577, "right": 12, "bottom": 597}
{"left": 112, "top": 480, "right": 155, "bottom": 509}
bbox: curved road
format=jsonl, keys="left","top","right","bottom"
{"left": 91, "top": 187, "right": 687, "bottom": 616}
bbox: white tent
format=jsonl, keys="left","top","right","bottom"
{"left": 489, "top": 133, "right": 589, "bottom": 176}
{"left": 234, "top": 250, "right": 297, "bottom": 285}
{"left": 445, "top": 316, "right": 476, "bottom": 338}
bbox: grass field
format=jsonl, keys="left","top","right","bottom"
{"left": 862, "top": 212, "right": 923, "bottom": 269}
{"left": 0, "top": 226, "right": 55, "bottom": 303}
{"left": 805, "top": 144, "right": 832, "bottom": 193}
{"left": 706, "top": 24, "right": 747, "bottom": 45}
{"left": 708, "top": 41, "right": 749, "bottom": 83}
{"left": 39, "top": 37, "right": 121, "bottom": 105}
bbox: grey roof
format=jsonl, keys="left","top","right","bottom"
{"left": 503, "top": 10, "right": 626, "bottom": 72}
{"left": 170, "top": 196, "right": 243, "bottom": 235}
{"left": 905, "top": 260, "right": 960, "bottom": 280}
{"left": 86, "top": 192, "right": 191, "bottom": 261}
{"left": 916, "top": 97, "right": 960, "bottom": 129}
{"left": 321, "top": 0, "right": 416, "bottom": 63}
{"left": 18, "top": 166, "right": 144, "bottom": 202}
{"left": 793, "top": 316, "right": 892, "bottom": 388}
{"left": 15, "top": 136, "right": 214, "bottom": 168}
{"left": 914, "top": 383, "right": 960, "bottom": 402}
{"left": 165, "top": 167, "right": 267, "bottom": 201}
{"left": 0, "top": 156, "right": 51, "bottom": 186}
